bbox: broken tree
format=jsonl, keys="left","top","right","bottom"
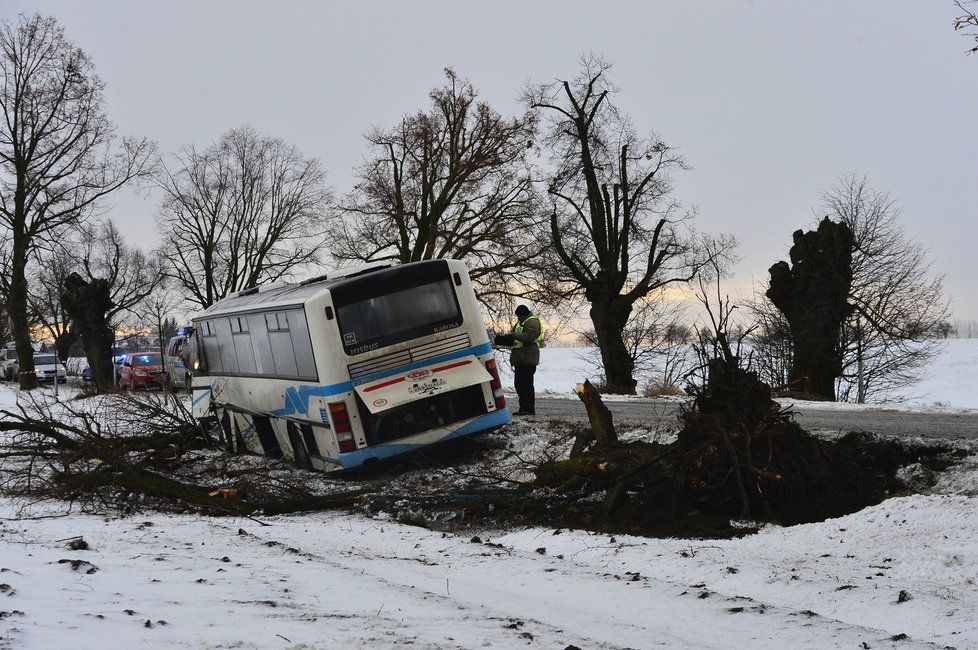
{"left": 767, "top": 217, "right": 854, "bottom": 400}
{"left": 571, "top": 380, "right": 619, "bottom": 458}
{"left": 61, "top": 272, "right": 116, "bottom": 390}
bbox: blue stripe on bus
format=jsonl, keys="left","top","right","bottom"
{"left": 191, "top": 386, "right": 213, "bottom": 406}
{"left": 270, "top": 341, "right": 495, "bottom": 416}
{"left": 315, "top": 407, "right": 510, "bottom": 468}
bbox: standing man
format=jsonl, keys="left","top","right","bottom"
{"left": 509, "top": 304, "right": 543, "bottom": 416}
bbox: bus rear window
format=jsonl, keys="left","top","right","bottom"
{"left": 332, "top": 263, "right": 462, "bottom": 354}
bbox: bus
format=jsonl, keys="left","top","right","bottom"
{"left": 189, "top": 260, "right": 509, "bottom": 471}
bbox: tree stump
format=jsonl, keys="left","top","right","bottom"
{"left": 571, "top": 380, "right": 619, "bottom": 458}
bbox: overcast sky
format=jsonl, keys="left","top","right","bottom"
{"left": 7, "top": 0, "right": 978, "bottom": 320}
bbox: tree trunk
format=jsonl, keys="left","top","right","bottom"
{"left": 571, "top": 379, "right": 618, "bottom": 458}
{"left": 54, "top": 327, "right": 79, "bottom": 364}
{"left": 9, "top": 234, "right": 38, "bottom": 390}
{"left": 589, "top": 298, "right": 637, "bottom": 394}
{"left": 790, "top": 336, "right": 840, "bottom": 401}
{"left": 767, "top": 218, "right": 854, "bottom": 401}
{"left": 61, "top": 273, "right": 116, "bottom": 391}
{"left": 855, "top": 318, "right": 866, "bottom": 404}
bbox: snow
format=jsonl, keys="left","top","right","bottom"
{"left": 507, "top": 338, "right": 978, "bottom": 410}
{"left": 3, "top": 490, "right": 977, "bottom": 649}
{"left": 1, "top": 339, "right": 978, "bottom": 648}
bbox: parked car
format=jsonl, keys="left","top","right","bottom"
{"left": 1, "top": 344, "right": 18, "bottom": 381}
{"left": 82, "top": 360, "right": 125, "bottom": 384}
{"left": 118, "top": 351, "right": 167, "bottom": 389}
{"left": 32, "top": 353, "right": 67, "bottom": 384}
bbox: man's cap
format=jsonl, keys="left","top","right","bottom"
{"left": 515, "top": 304, "right": 530, "bottom": 317}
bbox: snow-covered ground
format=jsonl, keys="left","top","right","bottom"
{"left": 518, "top": 338, "right": 978, "bottom": 410}
{"left": 2, "top": 340, "right": 978, "bottom": 648}
{"left": 2, "top": 485, "right": 977, "bottom": 648}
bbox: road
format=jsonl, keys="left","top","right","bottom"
{"left": 522, "top": 397, "right": 978, "bottom": 441}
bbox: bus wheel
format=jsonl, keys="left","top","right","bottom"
{"left": 287, "top": 422, "right": 313, "bottom": 470}
{"left": 219, "top": 411, "right": 234, "bottom": 453}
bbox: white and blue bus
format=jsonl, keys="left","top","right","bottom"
{"left": 190, "top": 260, "right": 509, "bottom": 471}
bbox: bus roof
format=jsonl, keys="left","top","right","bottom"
{"left": 194, "top": 279, "right": 341, "bottom": 319}
{"left": 193, "top": 260, "right": 454, "bottom": 321}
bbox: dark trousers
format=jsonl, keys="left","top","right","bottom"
{"left": 514, "top": 364, "right": 537, "bottom": 413}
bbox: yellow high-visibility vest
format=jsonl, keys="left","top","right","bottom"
{"left": 512, "top": 315, "right": 543, "bottom": 349}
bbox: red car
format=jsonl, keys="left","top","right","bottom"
{"left": 119, "top": 351, "right": 167, "bottom": 389}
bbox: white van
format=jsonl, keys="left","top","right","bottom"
{"left": 164, "top": 329, "right": 193, "bottom": 388}
{"left": 32, "top": 353, "right": 67, "bottom": 383}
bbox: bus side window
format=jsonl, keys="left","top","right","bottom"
{"left": 248, "top": 313, "right": 274, "bottom": 375}
{"left": 269, "top": 329, "right": 298, "bottom": 378}
{"left": 289, "top": 310, "right": 317, "bottom": 380}
{"left": 233, "top": 328, "right": 257, "bottom": 374}
{"left": 199, "top": 323, "right": 219, "bottom": 373}
{"left": 214, "top": 318, "right": 239, "bottom": 374}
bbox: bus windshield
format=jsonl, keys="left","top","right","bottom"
{"left": 332, "top": 262, "right": 462, "bottom": 354}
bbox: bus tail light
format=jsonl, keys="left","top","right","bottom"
{"left": 329, "top": 402, "right": 356, "bottom": 452}
{"left": 485, "top": 360, "right": 506, "bottom": 410}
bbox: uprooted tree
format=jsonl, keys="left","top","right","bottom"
{"left": 530, "top": 269, "right": 952, "bottom": 533}
{"left": 677, "top": 333, "right": 810, "bottom": 521}
{"left": 766, "top": 217, "right": 854, "bottom": 400}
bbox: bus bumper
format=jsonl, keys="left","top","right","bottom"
{"left": 321, "top": 407, "right": 511, "bottom": 469}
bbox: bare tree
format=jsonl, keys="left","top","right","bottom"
{"left": 744, "top": 290, "right": 793, "bottom": 390}
{"left": 26, "top": 219, "right": 162, "bottom": 385}
{"left": 955, "top": 1, "right": 978, "bottom": 54}
{"left": 136, "top": 279, "right": 182, "bottom": 387}
{"left": 27, "top": 244, "right": 77, "bottom": 360}
{"left": 49, "top": 220, "right": 164, "bottom": 390}
{"left": 157, "top": 125, "right": 331, "bottom": 309}
{"left": 935, "top": 321, "right": 955, "bottom": 339}
{"left": 952, "top": 318, "right": 978, "bottom": 338}
{"left": 758, "top": 176, "right": 950, "bottom": 403}
{"left": 76, "top": 219, "right": 165, "bottom": 326}
{"left": 822, "top": 174, "right": 949, "bottom": 402}
{"left": 578, "top": 291, "right": 694, "bottom": 395}
{"left": 334, "top": 69, "right": 543, "bottom": 313}
{"left": 529, "top": 57, "right": 727, "bottom": 393}
{"left": 0, "top": 14, "right": 156, "bottom": 389}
